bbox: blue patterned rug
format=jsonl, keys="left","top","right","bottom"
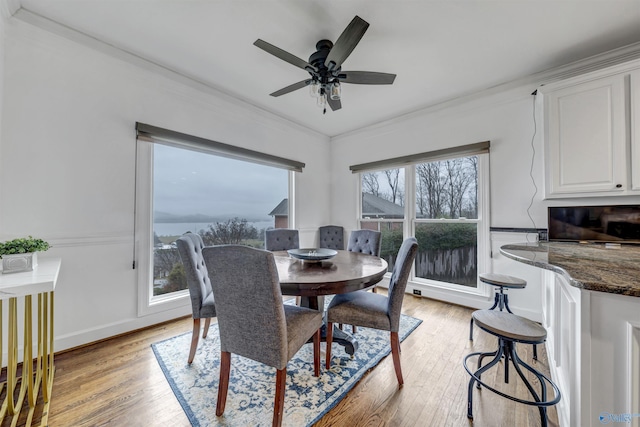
{"left": 152, "top": 312, "right": 422, "bottom": 427}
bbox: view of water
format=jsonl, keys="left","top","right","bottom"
{"left": 153, "top": 221, "right": 275, "bottom": 237}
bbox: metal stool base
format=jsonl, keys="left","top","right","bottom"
{"left": 463, "top": 338, "right": 560, "bottom": 427}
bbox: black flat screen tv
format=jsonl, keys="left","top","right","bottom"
{"left": 548, "top": 205, "right": 640, "bottom": 243}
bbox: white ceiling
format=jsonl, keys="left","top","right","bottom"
{"left": 15, "top": 0, "right": 640, "bottom": 137}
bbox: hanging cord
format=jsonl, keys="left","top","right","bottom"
{"left": 526, "top": 90, "right": 539, "bottom": 243}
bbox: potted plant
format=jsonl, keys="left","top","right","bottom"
{"left": 0, "top": 236, "right": 50, "bottom": 274}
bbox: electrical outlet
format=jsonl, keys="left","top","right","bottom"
{"left": 413, "top": 289, "right": 422, "bottom": 296}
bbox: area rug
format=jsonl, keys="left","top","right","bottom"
{"left": 152, "top": 313, "right": 422, "bottom": 427}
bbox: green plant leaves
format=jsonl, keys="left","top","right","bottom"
{"left": 0, "top": 236, "right": 50, "bottom": 256}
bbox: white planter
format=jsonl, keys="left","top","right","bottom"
{"left": 2, "top": 252, "right": 37, "bottom": 274}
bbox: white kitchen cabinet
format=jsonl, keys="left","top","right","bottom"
{"left": 542, "top": 270, "right": 584, "bottom": 427}
{"left": 541, "top": 60, "right": 640, "bottom": 198}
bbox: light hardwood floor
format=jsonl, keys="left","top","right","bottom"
{"left": 44, "top": 292, "right": 559, "bottom": 427}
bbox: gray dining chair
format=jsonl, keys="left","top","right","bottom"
{"left": 344, "top": 229, "right": 383, "bottom": 332}
{"left": 265, "top": 228, "right": 300, "bottom": 251}
{"left": 347, "top": 229, "right": 382, "bottom": 256}
{"left": 325, "top": 237, "right": 418, "bottom": 387}
{"left": 202, "top": 245, "right": 322, "bottom": 427}
{"left": 348, "top": 229, "right": 382, "bottom": 296}
{"left": 319, "top": 225, "right": 344, "bottom": 250}
{"left": 175, "top": 233, "right": 216, "bottom": 364}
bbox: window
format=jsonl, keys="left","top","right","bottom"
{"left": 135, "top": 124, "right": 299, "bottom": 315}
{"left": 151, "top": 144, "right": 289, "bottom": 297}
{"left": 356, "top": 143, "right": 489, "bottom": 291}
{"left": 414, "top": 156, "right": 480, "bottom": 287}
{"left": 360, "top": 168, "right": 405, "bottom": 272}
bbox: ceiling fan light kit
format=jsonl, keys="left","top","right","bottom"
{"left": 254, "top": 15, "right": 396, "bottom": 114}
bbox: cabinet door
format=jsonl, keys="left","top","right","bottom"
{"left": 632, "top": 70, "right": 640, "bottom": 191}
{"left": 544, "top": 74, "right": 626, "bottom": 197}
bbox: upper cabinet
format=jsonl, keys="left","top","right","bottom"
{"left": 540, "top": 60, "right": 640, "bottom": 198}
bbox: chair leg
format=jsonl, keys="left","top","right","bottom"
{"left": 326, "top": 322, "right": 333, "bottom": 370}
{"left": 391, "top": 331, "right": 403, "bottom": 387}
{"left": 202, "top": 317, "right": 211, "bottom": 339}
{"left": 469, "top": 317, "right": 474, "bottom": 341}
{"left": 273, "top": 368, "right": 287, "bottom": 427}
{"left": 216, "top": 351, "right": 231, "bottom": 416}
{"left": 188, "top": 318, "right": 201, "bottom": 364}
{"left": 352, "top": 325, "right": 357, "bottom": 334}
{"left": 313, "top": 329, "right": 320, "bottom": 377}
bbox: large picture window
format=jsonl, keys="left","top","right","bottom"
{"left": 135, "top": 124, "right": 299, "bottom": 315}
{"left": 151, "top": 143, "right": 289, "bottom": 297}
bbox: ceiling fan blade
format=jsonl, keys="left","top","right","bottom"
{"left": 254, "top": 39, "right": 316, "bottom": 72}
{"left": 327, "top": 97, "right": 342, "bottom": 111}
{"left": 324, "top": 16, "right": 369, "bottom": 71}
{"left": 340, "top": 71, "right": 396, "bottom": 85}
{"left": 270, "top": 80, "right": 312, "bottom": 97}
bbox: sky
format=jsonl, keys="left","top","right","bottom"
{"left": 153, "top": 143, "right": 288, "bottom": 221}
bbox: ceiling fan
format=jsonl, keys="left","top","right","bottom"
{"left": 254, "top": 15, "right": 396, "bottom": 113}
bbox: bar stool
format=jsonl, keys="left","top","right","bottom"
{"left": 463, "top": 310, "right": 561, "bottom": 427}
{"left": 470, "top": 273, "right": 538, "bottom": 359}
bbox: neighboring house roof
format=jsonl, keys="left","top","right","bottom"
{"left": 269, "top": 198, "right": 288, "bottom": 217}
{"left": 362, "top": 193, "right": 404, "bottom": 218}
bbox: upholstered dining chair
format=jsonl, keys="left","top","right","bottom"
{"left": 347, "top": 229, "right": 382, "bottom": 256}
{"left": 343, "top": 229, "right": 383, "bottom": 333}
{"left": 325, "top": 237, "right": 418, "bottom": 387}
{"left": 265, "top": 228, "right": 300, "bottom": 251}
{"left": 319, "top": 225, "right": 345, "bottom": 250}
{"left": 348, "top": 229, "right": 382, "bottom": 295}
{"left": 202, "top": 245, "right": 322, "bottom": 427}
{"left": 175, "top": 233, "right": 216, "bottom": 364}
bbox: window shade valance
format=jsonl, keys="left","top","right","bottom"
{"left": 135, "top": 122, "right": 305, "bottom": 172}
{"left": 349, "top": 141, "right": 490, "bottom": 173}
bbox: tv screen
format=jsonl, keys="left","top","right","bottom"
{"left": 548, "top": 205, "right": 640, "bottom": 243}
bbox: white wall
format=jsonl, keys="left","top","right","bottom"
{"left": 0, "top": 18, "right": 330, "bottom": 350}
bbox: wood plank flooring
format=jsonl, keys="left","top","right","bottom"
{"left": 43, "top": 293, "right": 559, "bottom": 427}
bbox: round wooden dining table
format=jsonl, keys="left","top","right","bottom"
{"left": 273, "top": 249, "right": 388, "bottom": 355}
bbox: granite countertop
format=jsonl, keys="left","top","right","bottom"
{"left": 500, "top": 242, "right": 640, "bottom": 297}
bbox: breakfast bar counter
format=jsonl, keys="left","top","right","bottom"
{"left": 498, "top": 242, "right": 640, "bottom": 427}
{"left": 500, "top": 242, "right": 640, "bottom": 297}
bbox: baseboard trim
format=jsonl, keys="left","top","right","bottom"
{"left": 54, "top": 305, "right": 191, "bottom": 352}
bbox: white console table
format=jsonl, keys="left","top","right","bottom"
{"left": 0, "top": 258, "right": 60, "bottom": 427}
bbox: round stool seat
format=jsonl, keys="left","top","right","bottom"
{"left": 479, "top": 273, "right": 526, "bottom": 289}
{"left": 472, "top": 310, "right": 546, "bottom": 343}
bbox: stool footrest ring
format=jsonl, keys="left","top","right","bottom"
{"left": 464, "top": 351, "right": 561, "bottom": 407}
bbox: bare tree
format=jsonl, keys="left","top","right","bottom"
{"left": 416, "top": 162, "right": 447, "bottom": 218}
{"left": 362, "top": 172, "right": 381, "bottom": 197}
{"left": 200, "top": 217, "right": 258, "bottom": 245}
{"left": 154, "top": 248, "right": 181, "bottom": 278}
{"left": 466, "top": 156, "right": 478, "bottom": 218}
{"left": 444, "top": 158, "right": 474, "bottom": 218}
{"left": 383, "top": 169, "right": 404, "bottom": 206}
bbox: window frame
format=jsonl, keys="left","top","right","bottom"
{"left": 135, "top": 138, "right": 295, "bottom": 317}
{"left": 357, "top": 152, "right": 490, "bottom": 296}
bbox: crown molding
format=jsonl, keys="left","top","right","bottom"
{"left": 0, "top": 0, "right": 19, "bottom": 19}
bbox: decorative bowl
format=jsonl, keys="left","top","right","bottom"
{"left": 287, "top": 248, "right": 337, "bottom": 262}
